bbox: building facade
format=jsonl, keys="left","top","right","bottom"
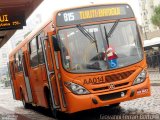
{"left": 0, "top": 40, "right": 12, "bottom": 80}
{"left": 139, "top": 0, "right": 160, "bottom": 35}
{"left": 10, "top": 13, "right": 42, "bottom": 49}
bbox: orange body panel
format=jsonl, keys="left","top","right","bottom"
{"left": 58, "top": 57, "right": 151, "bottom": 113}
{"left": 65, "top": 77, "right": 150, "bottom": 113}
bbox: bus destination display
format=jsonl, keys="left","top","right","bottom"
{"left": 57, "top": 4, "right": 134, "bottom": 26}
{"left": 0, "top": 7, "right": 26, "bottom": 30}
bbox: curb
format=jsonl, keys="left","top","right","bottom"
{"left": 151, "top": 83, "right": 160, "bottom": 86}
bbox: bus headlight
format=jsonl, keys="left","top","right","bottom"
{"left": 64, "top": 82, "right": 90, "bottom": 95}
{"left": 133, "top": 70, "right": 147, "bottom": 85}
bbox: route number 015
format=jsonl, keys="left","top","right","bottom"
{"left": 63, "top": 12, "right": 75, "bottom": 22}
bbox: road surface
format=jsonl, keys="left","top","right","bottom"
{"left": 0, "top": 87, "right": 160, "bottom": 120}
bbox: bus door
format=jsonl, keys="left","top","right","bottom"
{"left": 41, "top": 32, "right": 66, "bottom": 112}
{"left": 21, "top": 53, "right": 33, "bottom": 102}
{"left": 28, "top": 37, "right": 42, "bottom": 104}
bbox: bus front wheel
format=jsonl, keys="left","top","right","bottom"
{"left": 46, "top": 91, "right": 57, "bottom": 118}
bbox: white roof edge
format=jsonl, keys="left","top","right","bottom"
{"left": 144, "top": 37, "right": 160, "bottom": 47}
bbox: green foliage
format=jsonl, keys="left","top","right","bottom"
{"left": 151, "top": 5, "right": 160, "bottom": 28}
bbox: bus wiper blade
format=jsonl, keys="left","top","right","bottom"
{"left": 103, "top": 19, "right": 120, "bottom": 48}
{"left": 108, "top": 19, "right": 120, "bottom": 38}
{"left": 93, "top": 30, "right": 98, "bottom": 53}
{"left": 77, "top": 24, "right": 95, "bottom": 43}
{"left": 104, "top": 26, "right": 109, "bottom": 48}
{"left": 76, "top": 24, "right": 98, "bottom": 52}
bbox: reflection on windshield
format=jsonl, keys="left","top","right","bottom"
{"left": 58, "top": 21, "right": 143, "bottom": 73}
{"left": 76, "top": 24, "right": 99, "bottom": 53}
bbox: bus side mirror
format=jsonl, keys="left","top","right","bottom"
{"left": 52, "top": 36, "right": 60, "bottom": 51}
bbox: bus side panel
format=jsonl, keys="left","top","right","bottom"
{"left": 26, "top": 61, "right": 49, "bottom": 107}
{"left": 39, "top": 65, "right": 49, "bottom": 108}
{"left": 9, "top": 62, "right": 20, "bottom": 100}
{"left": 15, "top": 73, "right": 29, "bottom": 102}
{"left": 29, "top": 67, "right": 39, "bottom": 104}
{"left": 28, "top": 66, "right": 48, "bottom": 106}
{"left": 34, "top": 65, "right": 49, "bottom": 107}
{"left": 13, "top": 79, "right": 21, "bottom": 100}
{"left": 28, "top": 67, "right": 48, "bottom": 107}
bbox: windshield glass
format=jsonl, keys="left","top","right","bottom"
{"left": 58, "top": 21, "right": 143, "bottom": 73}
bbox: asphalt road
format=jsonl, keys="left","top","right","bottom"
{"left": 0, "top": 87, "right": 160, "bottom": 120}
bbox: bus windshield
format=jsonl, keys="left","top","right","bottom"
{"left": 58, "top": 21, "right": 143, "bottom": 73}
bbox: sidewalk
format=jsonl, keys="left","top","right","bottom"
{"left": 148, "top": 71, "right": 160, "bottom": 86}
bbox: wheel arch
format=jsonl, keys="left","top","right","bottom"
{"left": 43, "top": 84, "right": 50, "bottom": 107}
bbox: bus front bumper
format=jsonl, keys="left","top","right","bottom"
{"left": 65, "top": 77, "right": 151, "bottom": 113}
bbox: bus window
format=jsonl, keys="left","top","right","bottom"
{"left": 14, "top": 54, "right": 19, "bottom": 73}
{"left": 29, "top": 38, "right": 38, "bottom": 67}
{"left": 10, "top": 62, "right": 16, "bottom": 80}
{"left": 101, "top": 21, "right": 143, "bottom": 67}
{"left": 37, "top": 33, "right": 45, "bottom": 64}
{"left": 45, "top": 39, "right": 54, "bottom": 71}
{"left": 58, "top": 21, "right": 143, "bottom": 73}
{"left": 17, "top": 50, "right": 23, "bottom": 72}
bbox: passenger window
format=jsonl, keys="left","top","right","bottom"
{"left": 14, "top": 54, "right": 18, "bottom": 73}
{"left": 45, "top": 39, "right": 54, "bottom": 71}
{"left": 10, "top": 62, "right": 15, "bottom": 80}
{"left": 14, "top": 51, "right": 23, "bottom": 73}
{"left": 30, "top": 38, "right": 37, "bottom": 53}
{"left": 29, "top": 38, "right": 38, "bottom": 67}
{"left": 37, "top": 33, "right": 45, "bottom": 64}
{"left": 17, "top": 50, "right": 23, "bottom": 72}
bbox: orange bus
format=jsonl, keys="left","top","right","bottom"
{"left": 9, "top": 3, "right": 151, "bottom": 116}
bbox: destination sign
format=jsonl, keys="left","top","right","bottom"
{"left": 0, "top": 7, "right": 26, "bottom": 30}
{"left": 79, "top": 7, "right": 121, "bottom": 20}
{"left": 57, "top": 4, "right": 134, "bottom": 27}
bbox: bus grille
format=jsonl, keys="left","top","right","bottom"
{"left": 92, "top": 82, "right": 129, "bottom": 91}
{"left": 105, "top": 70, "right": 135, "bottom": 82}
{"left": 99, "top": 90, "right": 127, "bottom": 101}
{"left": 92, "top": 70, "right": 135, "bottom": 92}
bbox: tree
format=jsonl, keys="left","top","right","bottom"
{"left": 151, "top": 5, "right": 160, "bottom": 29}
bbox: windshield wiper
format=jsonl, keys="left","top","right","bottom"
{"left": 93, "top": 30, "right": 99, "bottom": 53}
{"left": 77, "top": 24, "right": 98, "bottom": 52}
{"left": 104, "top": 19, "right": 120, "bottom": 48}
{"left": 104, "top": 26, "right": 109, "bottom": 48}
{"left": 108, "top": 19, "right": 120, "bottom": 37}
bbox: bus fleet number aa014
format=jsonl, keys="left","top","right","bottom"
{"left": 63, "top": 12, "right": 75, "bottom": 22}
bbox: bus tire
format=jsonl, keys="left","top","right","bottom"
{"left": 20, "top": 89, "right": 30, "bottom": 109}
{"left": 45, "top": 89, "right": 57, "bottom": 118}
